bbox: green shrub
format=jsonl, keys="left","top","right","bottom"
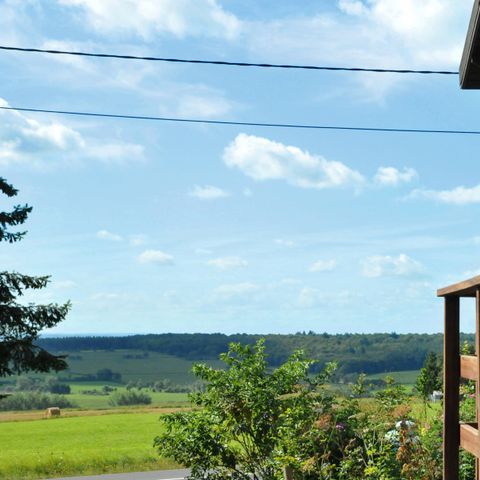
{"left": 109, "top": 390, "right": 151, "bottom": 406}
{"left": 48, "top": 383, "right": 71, "bottom": 395}
{"left": 155, "top": 339, "right": 326, "bottom": 480}
{"left": 154, "top": 339, "right": 469, "bottom": 480}
{"left": 0, "top": 392, "right": 76, "bottom": 411}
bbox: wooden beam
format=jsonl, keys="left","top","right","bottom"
{"left": 461, "top": 355, "right": 478, "bottom": 381}
{"left": 438, "top": 275, "right": 480, "bottom": 298}
{"left": 460, "top": 423, "right": 480, "bottom": 458}
{"left": 444, "top": 295, "right": 460, "bottom": 480}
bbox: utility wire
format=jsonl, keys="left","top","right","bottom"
{"left": 0, "top": 45, "right": 459, "bottom": 76}
{"left": 1, "top": 105, "right": 479, "bottom": 136}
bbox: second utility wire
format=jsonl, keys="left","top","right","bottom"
{"left": 1, "top": 105, "right": 479, "bottom": 136}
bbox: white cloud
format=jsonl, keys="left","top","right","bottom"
{"left": 298, "top": 287, "right": 355, "bottom": 308}
{"left": 207, "top": 256, "right": 247, "bottom": 270}
{"left": 309, "top": 259, "right": 337, "bottom": 272}
{"left": 59, "top": 0, "right": 241, "bottom": 40}
{"left": 87, "top": 143, "right": 145, "bottom": 165}
{"left": 97, "top": 230, "right": 123, "bottom": 242}
{"left": 0, "top": 98, "right": 144, "bottom": 168}
{"left": 374, "top": 166, "right": 418, "bottom": 186}
{"left": 275, "top": 239, "right": 295, "bottom": 248}
{"left": 143, "top": 81, "right": 238, "bottom": 119}
{"left": 189, "top": 185, "right": 230, "bottom": 200}
{"left": 163, "top": 90, "right": 235, "bottom": 119}
{"left": 21, "top": 118, "right": 85, "bottom": 150}
{"left": 223, "top": 134, "right": 365, "bottom": 190}
{"left": 338, "top": 0, "right": 368, "bottom": 16}
{"left": 96, "top": 229, "right": 125, "bottom": 242}
{"left": 195, "top": 247, "right": 214, "bottom": 255}
{"left": 0, "top": 98, "right": 84, "bottom": 167}
{"left": 129, "top": 234, "right": 149, "bottom": 246}
{"left": 0, "top": 1, "right": 40, "bottom": 45}
{"left": 33, "top": 39, "right": 239, "bottom": 120}
{"left": 361, "top": 253, "right": 423, "bottom": 278}
{"left": 410, "top": 185, "right": 480, "bottom": 205}
{"left": 137, "top": 249, "right": 174, "bottom": 265}
{"left": 463, "top": 268, "right": 480, "bottom": 279}
{"left": 213, "top": 282, "right": 259, "bottom": 300}
{"left": 91, "top": 292, "right": 120, "bottom": 301}
{"left": 404, "top": 281, "right": 433, "bottom": 299}
{"left": 52, "top": 280, "right": 77, "bottom": 289}
{"left": 245, "top": 1, "right": 470, "bottom": 98}
{"left": 39, "top": 39, "right": 167, "bottom": 92}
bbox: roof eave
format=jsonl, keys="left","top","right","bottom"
{"left": 460, "top": 0, "right": 480, "bottom": 89}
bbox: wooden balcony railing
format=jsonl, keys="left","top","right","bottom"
{"left": 438, "top": 275, "right": 480, "bottom": 480}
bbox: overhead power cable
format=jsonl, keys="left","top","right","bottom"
{"left": 1, "top": 105, "right": 479, "bottom": 136}
{"left": 0, "top": 45, "right": 459, "bottom": 76}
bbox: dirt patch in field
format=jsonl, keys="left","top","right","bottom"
{"left": 0, "top": 406, "right": 191, "bottom": 423}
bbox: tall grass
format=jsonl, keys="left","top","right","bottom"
{"left": 0, "top": 412, "right": 179, "bottom": 479}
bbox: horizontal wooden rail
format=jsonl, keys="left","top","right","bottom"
{"left": 461, "top": 355, "right": 478, "bottom": 381}
{"left": 460, "top": 423, "right": 480, "bottom": 457}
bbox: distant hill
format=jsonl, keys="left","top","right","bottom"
{"left": 37, "top": 332, "right": 475, "bottom": 376}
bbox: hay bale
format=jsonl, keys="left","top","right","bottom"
{"left": 45, "top": 407, "right": 61, "bottom": 418}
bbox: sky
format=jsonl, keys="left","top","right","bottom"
{"left": 1, "top": 0, "right": 480, "bottom": 335}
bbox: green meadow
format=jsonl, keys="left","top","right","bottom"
{"left": 366, "top": 369, "right": 420, "bottom": 384}
{"left": 63, "top": 349, "right": 216, "bottom": 384}
{"left": 67, "top": 384, "right": 189, "bottom": 409}
{"left": 0, "top": 412, "right": 179, "bottom": 480}
{"left": 0, "top": 348, "right": 426, "bottom": 479}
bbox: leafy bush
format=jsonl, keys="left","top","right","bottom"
{"left": 15, "top": 376, "right": 43, "bottom": 391}
{"left": 13, "top": 376, "right": 71, "bottom": 394}
{"left": 49, "top": 383, "right": 71, "bottom": 394}
{"left": 43, "top": 377, "right": 71, "bottom": 394}
{"left": 156, "top": 339, "right": 325, "bottom": 480}
{"left": 109, "top": 390, "right": 151, "bottom": 406}
{"left": 102, "top": 385, "right": 117, "bottom": 394}
{"left": 59, "top": 368, "right": 122, "bottom": 383}
{"left": 154, "top": 339, "right": 468, "bottom": 480}
{"left": 95, "top": 368, "right": 122, "bottom": 382}
{"left": 0, "top": 392, "right": 76, "bottom": 411}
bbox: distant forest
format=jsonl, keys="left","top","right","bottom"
{"left": 38, "top": 332, "right": 475, "bottom": 376}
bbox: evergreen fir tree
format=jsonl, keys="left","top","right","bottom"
{"left": 415, "top": 351, "right": 442, "bottom": 403}
{"left": 0, "top": 177, "right": 70, "bottom": 376}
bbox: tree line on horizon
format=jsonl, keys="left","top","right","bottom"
{"left": 37, "top": 332, "right": 475, "bottom": 376}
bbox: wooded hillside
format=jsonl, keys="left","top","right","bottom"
{"left": 38, "top": 332, "right": 474, "bottom": 375}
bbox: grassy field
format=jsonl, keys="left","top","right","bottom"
{"left": 67, "top": 383, "right": 190, "bottom": 409}
{"left": 0, "top": 412, "right": 179, "bottom": 479}
{"left": 63, "top": 349, "right": 216, "bottom": 384}
{"left": 0, "top": 347, "right": 429, "bottom": 479}
{"left": 0, "top": 397, "right": 439, "bottom": 480}
{"left": 0, "top": 350, "right": 219, "bottom": 386}
{"left": 2, "top": 350, "right": 420, "bottom": 388}
{"left": 366, "top": 369, "right": 420, "bottom": 384}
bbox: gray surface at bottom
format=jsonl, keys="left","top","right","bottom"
{"left": 46, "top": 468, "right": 190, "bottom": 480}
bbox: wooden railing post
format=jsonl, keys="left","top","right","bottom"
{"left": 476, "top": 289, "right": 480, "bottom": 480}
{"left": 444, "top": 295, "right": 460, "bottom": 480}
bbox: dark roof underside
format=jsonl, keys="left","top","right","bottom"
{"left": 460, "top": 0, "right": 480, "bottom": 89}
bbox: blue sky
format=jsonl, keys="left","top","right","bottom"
{"left": 1, "top": 0, "right": 480, "bottom": 335}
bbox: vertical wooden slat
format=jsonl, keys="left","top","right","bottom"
{"left": 444, "top": 295, "right": 460, "bottom": 480}
{"left": 476, "top": 290, "right": 480, "bottom": 480}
